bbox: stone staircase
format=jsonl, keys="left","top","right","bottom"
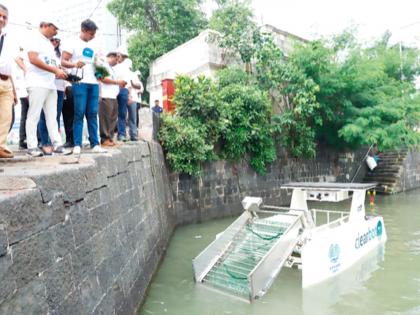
{"left": 363, "top": 149, "right": 408, "bottom": 194}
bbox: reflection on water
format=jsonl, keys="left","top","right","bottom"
{"left": 139, "top": 189, "right": 420, "bottom": 315}
{"left": 303, "top": 245, "right": 384, "bottom": 315}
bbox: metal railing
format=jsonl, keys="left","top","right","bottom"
{"left": 310, "top": 208, "right": 349, "bottom": 227}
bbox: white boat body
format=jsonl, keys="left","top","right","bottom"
{"left": 282, "top": 183, "right": 387, "bottom": 288}
{"left": 301, "top": 214, "right": 386, "bottom": 287}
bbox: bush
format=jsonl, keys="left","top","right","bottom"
{"left": 216, "top": 68, "right": 276, "bottom": 172}
{"left": 158, "top": 114, "right": 213, "bottom": 175}
{"left": 158, "top": 68, "right": 277, "bottom": 175}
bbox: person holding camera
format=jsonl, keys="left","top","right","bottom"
{"left": 61, "top": 19, "right": 106, "bottom": 155}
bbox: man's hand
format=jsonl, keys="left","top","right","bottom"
{"left": 54, "top": 68, "right": 68, "bottom": 79}
{"left": 74, "top": 60, "right": 85, "bottom": 68}
{"left": 117, "top": 80, "right": 126, "bottom": 88}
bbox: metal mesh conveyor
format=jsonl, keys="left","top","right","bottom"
{"left": 193, "top": 209, "right": 305, "bottom": 301}
{"left": 203, "top": 218, "right": 290, "bottom": 297}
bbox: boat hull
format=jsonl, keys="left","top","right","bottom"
{"left": 301, "top": 216, "right": 387, "bottom": 288}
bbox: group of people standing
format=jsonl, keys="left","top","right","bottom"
{"left": 0, "top": 4, "right": 144, "bottom": 159}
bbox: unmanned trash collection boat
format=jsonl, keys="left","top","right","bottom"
{"left": 192, "top": 182, "right": 387, "bottom": 302}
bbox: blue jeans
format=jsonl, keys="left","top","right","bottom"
{"left": 38, "top": 90, "right": 64, "bottom": 146}
{"left": 127, "top": 102, "right": 138, "bottom": 140}
{"left": 72, "top": 83, "right": 99, "bottom": 147}
{"left": 117, "top": 88, "right": 128, "bottom": 139}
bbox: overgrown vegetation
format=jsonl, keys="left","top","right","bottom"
{"left": 159, "top": 69, "right": 276, "bottom": 175}
{"left": 110, "top": 0, "right": 420, "bottom": 175}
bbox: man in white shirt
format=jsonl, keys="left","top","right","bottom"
{"left": 127, "top": 70, "right": 143, "bottom": 141}
{"left": 61, "top": 19, "right": 106, "bottom": 155}
{"left": 0, "top": 4, "right": 17, "bottom": 158}
{"left": 99, "top": 52, "right": 125, "bottom": 146}
{"left": 25, "top": 17, "right": 69, "bottom": 157}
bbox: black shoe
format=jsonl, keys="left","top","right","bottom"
{"left": 19, "top": 142, "right": 27, "bottom": 149}
{"left": 63, "top": 142, "right": 74, "bottom": 148}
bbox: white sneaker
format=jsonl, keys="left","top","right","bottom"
{"left": 73, "top": 146, "right": 81, "bottom": 155}
{"left": 91, "top": 145, "right": 107, "bottom": 153}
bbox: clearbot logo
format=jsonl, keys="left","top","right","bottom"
{"left": 355, "top": 221, "right": 383, "bottom": 249}
{"left": 328, "top": 243, "right": 341, "bottom": 273}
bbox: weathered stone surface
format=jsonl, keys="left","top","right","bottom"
{"left": 10, "top": 230, "right": 55, "bottom": 288}
{"left": 92, "top": 287, "right": 115, "bottom": 315}
{"left": 172, "top": 147, "right": 369, "bottom": 225}
{"left": 43, "top": 255, "right": 75, "bottom": 310}
{"left": 30, "top": 165, "right": 91, "bottom": 203}
{"left": 0, "top": 278, "right": 48, "bottom": 315}
{"left": 50, "top": 218, "right": 75, "bottom": 258}
{"left": 69, "top": 203, "right": 93, "bottom": 247}
{"left": 0, "top": 142, "right": 176, "bottom": 314}
{"left": 90, "top": 203, "right": 111, "bottom": 236}
{"left": 50, "top": 288, "right": 84, "bottom": 315}
{"left": 0, "top": 254, "right": 15, "bottom": 305}
{"left": 79, "top": 271, "right": 103, "bottom": 314}
{"left": 0, "top": 189, "right": 64, "bottom": 245}
{"left": 71, "top": 240, "right": 94, "bottom": 283}
{"left": 401, "top": 150, "right": 420, "bottom": 192}
{"left": 0, "top": 223, "right": 7, "bottom": 257}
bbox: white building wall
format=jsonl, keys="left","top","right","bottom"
{"left": 147, "top": 29, "right": 227, "bottom": 106}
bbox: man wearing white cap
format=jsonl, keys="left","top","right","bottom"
{"left": 25, "top": 17, "right": 69, "bottom": 157}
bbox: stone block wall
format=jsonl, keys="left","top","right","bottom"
{"left": 171, "top": 147, "right": 368, "bottom": 225}
{"left": 400, "top": 150, "right": 420, "bottom": 192}
{"left": 0, "top": 142, "right": 175, "bottom": 315}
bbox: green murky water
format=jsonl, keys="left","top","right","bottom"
{"left": 139, "top": 189, "right": 420, "bottom": 315}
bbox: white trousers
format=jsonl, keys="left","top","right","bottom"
{"left": 26, "top": 87, "right": 62, "bottom": 149}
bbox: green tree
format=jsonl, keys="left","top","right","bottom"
{"left": 108, "top": 0, "right": 207, "bottom": 93}
{"left": 288, "top": 31, "right": 420, "bottom": 150}
{"left": 209, "top": 0, "right": 259, "bottom": 71}
{"left": 254, "top": 34, "right": 321, "bottom": 157}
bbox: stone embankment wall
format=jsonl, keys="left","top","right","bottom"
{"left": 171, "top": 148, "right": 368, "bottom": 225}
{"left": 0, "top": 142, "right": 175, "bottom": 315}
{"left": 401, "top": 150, "right": 420, "bottom": 192}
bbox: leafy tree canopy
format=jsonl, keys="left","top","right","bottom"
{"left": 209, "top": 0, "right": 258, "bottom": 65}
{"left": 289, "top": 30, "right": 420, "bottom": 150}
{"left": 108, "top": 0, "right": 207, "bottom": 84}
